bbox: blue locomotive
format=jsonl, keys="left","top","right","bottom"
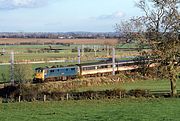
{"left": 34, "top": 66, "right": 79, "bottom": 82}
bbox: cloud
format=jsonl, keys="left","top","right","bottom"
{"left": 96, "top": 11, "right": 125, "bottom": 20}
{"left": 0, "top": 0, "right": 52, "bottom": 10}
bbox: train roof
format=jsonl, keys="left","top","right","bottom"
{"left": 35, "top": 65, "right": 78, "bottom": 70}
{"left": 35, "top": 58, "right": 154, "bottom": 70}
{"left": 77, "top": 60, "right": 136, "bottom": 67}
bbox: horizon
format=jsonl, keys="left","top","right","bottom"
{"left": 0, "top": 31, "right": 118, "bottom": 33}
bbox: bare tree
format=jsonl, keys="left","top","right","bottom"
{"left": 116, "top": 0, "right": 180, "bottom": 96}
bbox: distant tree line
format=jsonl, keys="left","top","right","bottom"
{"left": 0, "top": 32, "right": 120, "bottom": 39}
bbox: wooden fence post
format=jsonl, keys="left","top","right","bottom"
{"left": 6, "top": 94, "right": 8, "bottom": 103}
{"left": 66, "top": 93, "right": 69, "bottom": 100}
{"left": 44, "top": 95, "right": 46, "bottom": 102}
{"left": 18, "top": 95, "right": 21, "bottom": 102}
{"left": 119, "top": 91, "right": 121, "bottom": 99}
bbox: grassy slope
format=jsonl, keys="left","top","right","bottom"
{"left": 77, "top": 79, "right": 180, "bottom": 92}
{"left": 0, "top": 99, "right": 180, "bottom": 121}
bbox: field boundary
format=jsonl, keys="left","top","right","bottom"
{"left": 0, "top": 85, "right": 179, "bottom": 103}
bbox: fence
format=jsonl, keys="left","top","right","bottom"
{"left": 1, "top": 87, "right": 169, "bottom": 103}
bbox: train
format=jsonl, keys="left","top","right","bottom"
{"left": 33, "top": 59, "right": 153, "bottom": 82}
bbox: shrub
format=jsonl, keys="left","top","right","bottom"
{"left": 128, "top": 89, "right": 151, "bottom": 97}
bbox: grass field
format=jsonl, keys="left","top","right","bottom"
{"left": 0, "top": 98, "right": 180, "bottom": 121}
{"left": 0, "top": 39, "right": 139, "bottom": 63}
{"left": 0, "top": 46, "right": 138, "bottom": 63}
{"left": 77, "top": 79, "right": 180, "bottom": 92}
{"left": 0, "top": 45, "right": 92, "bottom": 63}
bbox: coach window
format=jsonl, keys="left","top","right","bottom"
{"left": 66, "top": 69, "right": 69, "bottom": 71}
{"left": 102, "top": 65, "right": 107, "bottom": 68}
{"left": 83, "top": 67, "right": 88, "bottom": 70}
{"left": 91, "top": 66, "right": 96, "bottom": 70}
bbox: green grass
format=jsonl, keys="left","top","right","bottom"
{"left": 0, "top": 50, "right": 134, "bottom": 63}
{"left": 0, "top": 99, "right": 180, "bottom": 121}
{"left": 0, "top": 45, "right": 77, "bottom": 63}
{"left": 0, "top": 65, "right": 10, "bottom": 83}
{"left": 0, "top": 51, "right": 77, "bottom": 63}
{"left": 77, "top": 79, "right": 180, "bottom": 92}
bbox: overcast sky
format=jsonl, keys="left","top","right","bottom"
{"left": 0, "top": 0, "right": 142, "bottom": 32}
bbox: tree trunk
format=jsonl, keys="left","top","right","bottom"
{"left": 170, "top": 78, "right": 177, "bottom": 97}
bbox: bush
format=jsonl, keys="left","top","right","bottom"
{"left": 14, "top": 64, "right": 33, "bottom": 84}
{"left": 128, "top": 89, "right": 151, "bottom": 97}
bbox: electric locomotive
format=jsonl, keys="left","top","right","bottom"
{"left": 33, "top": 66, "right": 79, "bottom": 82}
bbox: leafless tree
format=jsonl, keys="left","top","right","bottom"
{"left": 116, "top": 0, "right": 180, "bottom": 96}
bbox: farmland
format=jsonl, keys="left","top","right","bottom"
{"left": 0, "top": 38, "right": 179, "bottom": 121}
{"left": 0, "top": 38, "right": 138, "bottom": 64}
{"left": 0, "top": 38, "right": 119, "bottom": 45}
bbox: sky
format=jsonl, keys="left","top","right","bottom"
{"left": 0, "top": 0, "right": 142, "bottom": 32}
